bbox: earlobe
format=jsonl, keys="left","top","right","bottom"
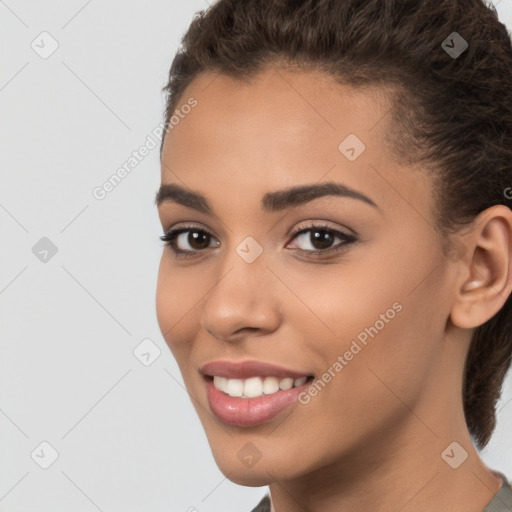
{"left": 449, "top": 205, "right": 512, "bottom": 330}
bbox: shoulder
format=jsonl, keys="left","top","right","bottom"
{"left": 483, "top": 472, "right": 512, "bottom": 512}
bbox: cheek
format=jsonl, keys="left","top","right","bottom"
{"left": 155, "top": 252, "right": 201, "bottom": 357}
{"left": 294, "top": 253, "right": 441, "bottom": 407}
{"left": 281, "top": 255, "right": 401, "bottom": 345}
{"left": 155, "top": 253, "right": 175, "bottom": 338}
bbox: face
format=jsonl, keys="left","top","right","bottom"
{"left": 155, "top": 67, "right": 460, "bottom": 485}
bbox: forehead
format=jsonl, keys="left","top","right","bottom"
{"left": 163, "top": 67, "right": 393, "bottom": 159}
{"left": 160, "top": 68, "right": 433, "bottom": 220}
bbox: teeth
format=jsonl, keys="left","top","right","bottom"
{"left": 262, "top": 376, "right": 279, "bottom": 394}
{"left": 226, "top": 378, "right": 244, "bottom": 397}
{"left": 213, "top": 376, "right": 228, "bottom": 393}
{"left": 294, "top": 376, "right": 307, "bottom": 387}
{"left": 244, "top": 377, "right": 263, "bottom": 398}
{"left": 279, "top": 377, "right": 294, "bottom": 390}
{"left": 213, "top": 375, "right": 309, "bottom": 398}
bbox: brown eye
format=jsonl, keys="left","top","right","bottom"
{"left": 287, "top": 224, "right": 357, "bottom": 256}
{"left": 182, "top": 231, "right": 211, "bottom": 250}
{"left": 160, "top": 228, "right": 219, "bottom": 255}
{"left": 305, "top": 229, "right": 336, "bottom": 250}
{"left": 160, "top": 223, "right": 357, "bottom": 259}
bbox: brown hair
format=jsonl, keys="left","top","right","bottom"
{"left": 160, "top": 0, "right": 512, "bottom": 449}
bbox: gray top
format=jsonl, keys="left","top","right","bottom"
{"left": 250, "top": 471, "right": 512, "bottom": 512}
{"left": 483, "top": 472, "right": 512, "bottom": 512}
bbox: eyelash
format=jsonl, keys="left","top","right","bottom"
{"left": 159, "top": 223, "right": 357, "bottom": 260}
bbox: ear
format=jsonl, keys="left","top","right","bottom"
{"left": 450, "top": 205, "right": 512, "bottom": 329}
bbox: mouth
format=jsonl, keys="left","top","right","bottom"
{"left": 206, "top": 374, "right": 314, "bottom": 398}
{"left": 200, "top": 360, "right": 314, "bottom": 427}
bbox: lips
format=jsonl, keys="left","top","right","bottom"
{"left": 200, "top": 360, "right": 314, "bottom": 427}
{"left": 199, "top": 359, "right": 311, "bottom": 379}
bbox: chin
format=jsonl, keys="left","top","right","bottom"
{"left": 210, "top": 446, "right": 302, "bottom": 486}
{"left": 224, "top": 470, "right": 273, "bottom": 487}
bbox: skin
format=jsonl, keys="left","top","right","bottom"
{"left": 155, "top": 67, "right": 512, "bottom": 512}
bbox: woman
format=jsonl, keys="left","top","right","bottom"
{"left": 154, "top": 0, "right": 512, "bottom": 510}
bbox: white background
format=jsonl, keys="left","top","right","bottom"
{"left": 1, "top": 1, "right": 512, "bottom": 511}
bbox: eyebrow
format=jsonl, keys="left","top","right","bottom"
{"left": 154, "top": 181, "right": 380, "bottom": 213}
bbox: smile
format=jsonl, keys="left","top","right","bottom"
{"left": 200, "top": 360, "right": 314, "bottom": 426}
{"left": 213, "top": 375, "right": 309, "bottom": 398}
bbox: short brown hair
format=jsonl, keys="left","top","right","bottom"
{"left": 160, "top": 0, "right": 512, "bottom": 449}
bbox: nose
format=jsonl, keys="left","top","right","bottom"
{"left": 200, "top": 262, "right": 281, "bottom": 343}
